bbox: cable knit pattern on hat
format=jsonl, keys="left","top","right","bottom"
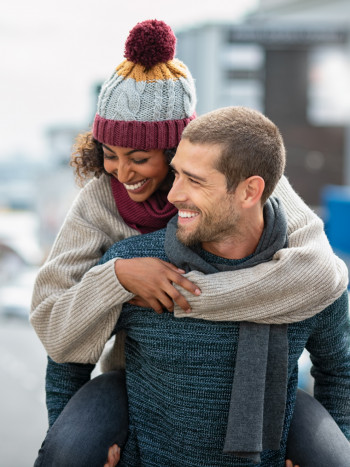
{"left": 92, "top": 20, "right": 196, "bottom": 149}
{"left": 96, "top": 65, "right": 196, "bottom": 121}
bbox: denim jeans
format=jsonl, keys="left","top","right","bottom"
{"left": 34, "top": 370, "right": 128, "bottom": 467}
{"left": 34, "top": 375, "right": 350, "bottom": 467}
{"left": 286, "top": 388, "right": 350, "bottom": 467}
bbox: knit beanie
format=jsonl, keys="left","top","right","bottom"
{"left": 92, "top": 19, "right": 197, "bottom": 150}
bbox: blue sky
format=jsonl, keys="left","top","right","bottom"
{"left": 0, "top": 0, "right": 258, "bottom": 162}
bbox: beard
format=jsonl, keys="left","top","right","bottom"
{"left": 176, "top": 200, "right": 240, "bottom": 247}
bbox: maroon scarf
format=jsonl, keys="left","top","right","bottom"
{"left": 111, "top": 177, "right": 178, "bottom": 234}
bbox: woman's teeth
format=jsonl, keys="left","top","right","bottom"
{"left": 124, "top": 179, "right": 148, "bottom": 191}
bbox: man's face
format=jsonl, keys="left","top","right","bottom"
{"left": 168, "top": 139, "right": 240, "bottom": 247}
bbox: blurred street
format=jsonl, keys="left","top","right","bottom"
{"left": 0, "top": 316, "right": 47, "bottom": 467}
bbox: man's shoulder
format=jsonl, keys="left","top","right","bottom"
{"left": 291, "top": 291, "right": 349, "bottom": 338}
{"left": 309, "top": 290, "right": 349, "bottom": 330}
{"left": 101, "top": 228, "right": 167, "bottom": 263}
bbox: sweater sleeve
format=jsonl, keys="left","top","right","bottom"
{"left": 307, "top": 291, "right": 350, "bottom": 439}
{"left": 30, "top": 176, "right": 137, "bottom": 364}
{"left": 173, "top": 175, "right": 348, "bottom": 324}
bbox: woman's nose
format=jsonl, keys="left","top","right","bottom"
{"left": 116, "top": 161, "right": 134, "bottom": 183}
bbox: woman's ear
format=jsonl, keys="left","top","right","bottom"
{"left": 240, "top": 176, "right": 265, "bottom": 209}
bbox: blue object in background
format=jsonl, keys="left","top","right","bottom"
{"left": 322, "top": 185, "right": 350, "bottom": 255}
{"left": 322, "top": 185, "right": 350, "bottom": 289}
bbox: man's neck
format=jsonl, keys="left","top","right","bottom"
{"left": 201, "top": 214, "right": 265, "bottom": 260}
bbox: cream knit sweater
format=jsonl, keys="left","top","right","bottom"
{"left": 30, "top": 174, "right": 348, "bottom": 365}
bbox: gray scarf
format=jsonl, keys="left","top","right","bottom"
{"left": 164, "top": 197, "right": 288, "bottom": 463}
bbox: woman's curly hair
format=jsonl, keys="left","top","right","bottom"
{"left": 70, "top": 130, "right": 177, "bottom": 186}
{"left": 70, "top": 131, "right": 105, "bottom": 186}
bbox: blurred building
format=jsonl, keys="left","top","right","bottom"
{"left": 256, "top": 0, "right": 350, "bottom": 23}
{"left": 45, "top": 125, "right": 83, "bottom": 167}
{"left": 34, "top": 125, "right": 86, "bottom": 257}
{"left": 33, "top": 82, "right": 100, "bottom": 257}
{"left": 176, "top": 16, "right": 350, "bottom": 206}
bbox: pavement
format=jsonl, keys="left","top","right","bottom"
{"left": 0, "top": 316, "right": 48, "bottom": 467}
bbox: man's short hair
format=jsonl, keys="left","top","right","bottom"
{"left": 181, "top": 106, "right": 286, "bottom": 204}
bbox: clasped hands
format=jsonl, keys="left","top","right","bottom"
{"left": 114, "top": 257, "right": 201, "bottom": 314}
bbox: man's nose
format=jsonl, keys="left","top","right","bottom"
{"left": 168, "top": 177, "right": 187, "bottom": 204}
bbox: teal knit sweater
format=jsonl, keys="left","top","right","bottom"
{"left": 101, "top": 229, "right": 350, "bottom": 467}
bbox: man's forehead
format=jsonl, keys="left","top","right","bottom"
{"left": 172, "top": 141, "right": 226, "bottom": 184}
{"left": 174, "top": 139, "right": 221, "bottom": 167}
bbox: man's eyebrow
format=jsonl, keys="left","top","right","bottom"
{"left": 170, "top": 163, "right": 207, "bottom": 182}
{"left": 101, "top": 144, "right": 148, "bottom": 156}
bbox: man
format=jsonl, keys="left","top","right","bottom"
{"left": 60, "top": 106, "right": 348, "bottom": 467}
{"left": 100, "top": 106, "right": 350, "bottom": 466}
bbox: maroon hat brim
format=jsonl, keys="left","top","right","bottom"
{"left": 93, "top": 113, "right": 196, "bottom": 150}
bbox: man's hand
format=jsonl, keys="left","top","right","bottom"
{"left": 104, "top": 444, "right": 120, "bottom": 467}
{"left": 286, "top": 460, "right": 300, "bottom": 467}
{"left": 115, "top": 257, "right": 201, "bottom": 314}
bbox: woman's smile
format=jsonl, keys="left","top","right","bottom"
{"left": 123, "top": 178, "right": 151, "bottom": 192}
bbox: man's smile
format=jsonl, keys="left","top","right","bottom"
{"left": 178, "top": 210, "right": 200, "bottom": 224}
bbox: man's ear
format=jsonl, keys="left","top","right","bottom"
{"left": 239, "top": 176, "right": 265, "bottom": 208}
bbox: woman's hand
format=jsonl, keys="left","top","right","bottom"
{"left": 285, "top": 460, "right": 300, "bottom": 467}
{"left": 115, "top": 257, "right": 201, "bottom": 314}
{"left": 104, "top": 444, "right": 120, "bottom": 467}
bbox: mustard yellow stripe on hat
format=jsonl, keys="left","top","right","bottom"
{"left": 116, "top": 59, "right": 188, "bottom": 82}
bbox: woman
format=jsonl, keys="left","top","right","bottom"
{"left": 31, "top": 20, "right": 349, "bottom": 467}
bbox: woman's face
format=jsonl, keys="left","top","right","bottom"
{"left": 102, "top": 144, "right": 170, "bottom": 202}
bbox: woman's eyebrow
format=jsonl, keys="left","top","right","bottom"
{"left": 101, "top": 144, "right": 148, "bottom": 156}
{"left": 102, "top": 144, "right": 116, "bottom": 154}
{"left": 124, "top": 149, "right": 148, "bottom": 156}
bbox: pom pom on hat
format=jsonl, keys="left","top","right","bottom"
{"left": 124, "top": 19, "right": 176, "bottom": 69}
